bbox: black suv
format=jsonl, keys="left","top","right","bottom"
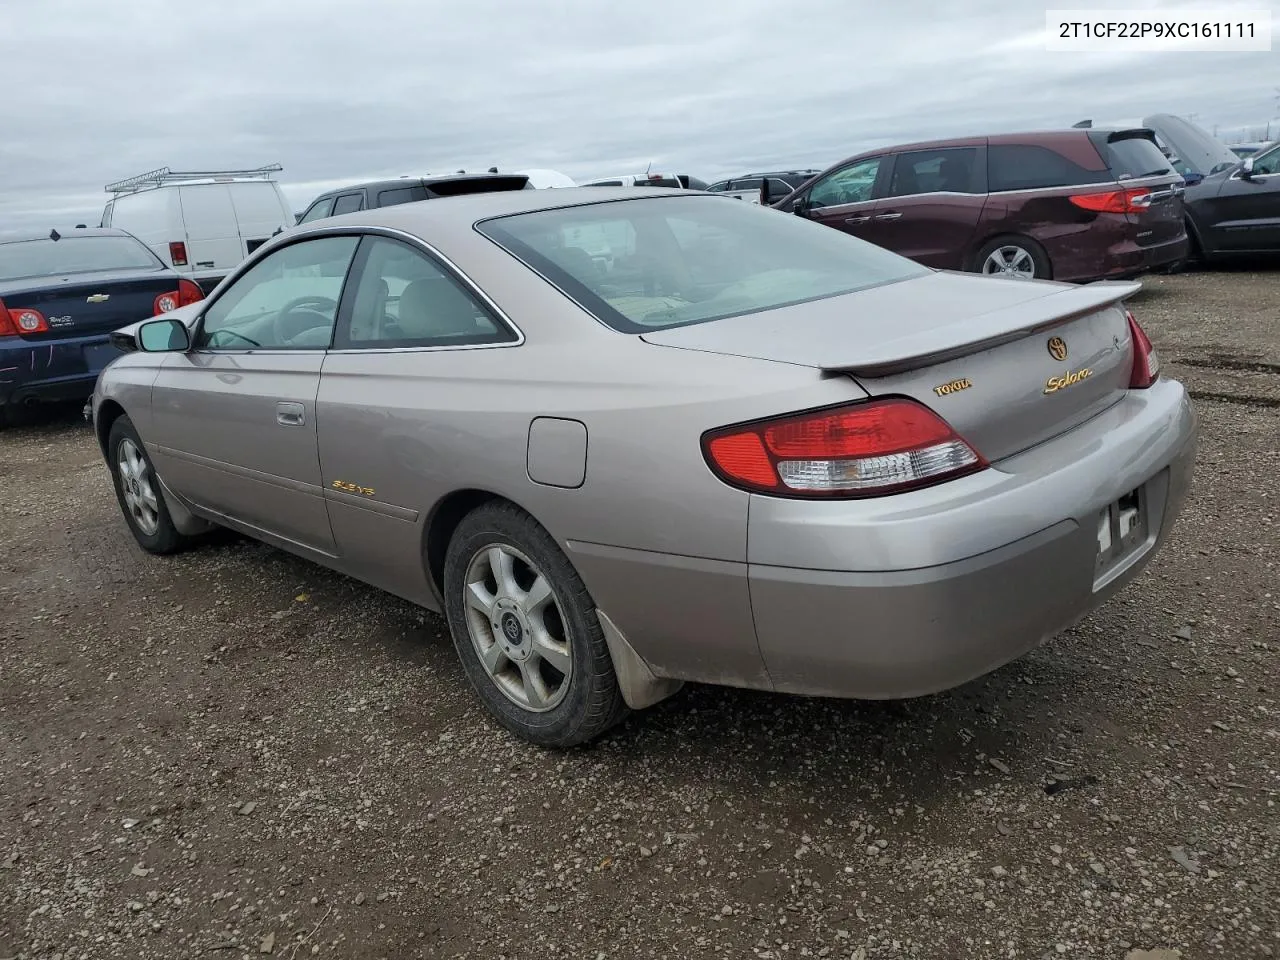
{"left": 296, "top": 172, "right": 533, "bottom": 224}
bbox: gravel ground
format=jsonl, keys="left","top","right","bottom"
{"left": 1, "top": 265, "right": 1277, "bottom": 960}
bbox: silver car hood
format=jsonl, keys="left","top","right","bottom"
{"left": 640, "top": 271, "right": 1141, "bottom": 376}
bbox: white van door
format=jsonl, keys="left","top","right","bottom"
{"left": 228, "top": 181, "right": 293, "bottom": 258}
{"left": 177, "top": 184, "right": 242, "bottom": 278}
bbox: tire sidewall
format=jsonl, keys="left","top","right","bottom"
{"left": 442, "top": 505, "right": 620, "bottom": 746}
{"left": 107, "top": 415, "right": 183, "bottom": 554}
{"left": 974, "top": 235, "right": 1051, "bottom": 280}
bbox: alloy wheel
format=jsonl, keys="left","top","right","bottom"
{"left": 982, "top": 245, "right": 1037, "bottom": 279}
{"left": 462, "top": 543, "right": 572, "bottom": 712}
{"left": 117, "top": 438, "right": 160, "bottom": 536}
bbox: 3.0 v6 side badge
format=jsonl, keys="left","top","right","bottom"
{"left": 1044, "top": 367, "right": 1093, "bottom": 395}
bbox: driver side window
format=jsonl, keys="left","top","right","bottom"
{"left": 1253, "top": 145, "right": 1279, "bottom": 176}
{"left": 807, "top": 157, "right": 882, "bottom": 209}
{"left": 196, "top": 236, "right": 359, "bottom": 350}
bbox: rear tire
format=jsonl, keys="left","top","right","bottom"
{"left": 973, "top": 235, "right": 1052, "bottom": 281}
{"left": 442, "top": 501, "right": 628, "bottom": 748}
{"left": 107, "top": 415, "right": 192, "bottom": 555}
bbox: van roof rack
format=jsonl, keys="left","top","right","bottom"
{"left": 105, "top": 163, "right": 283, "bottom": 194}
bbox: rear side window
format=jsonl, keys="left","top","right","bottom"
{"left": 988, "top": 145, "right": 1111, "bottom": 192}
{"left": 331, "top": 193, "right": 365, "bottom": 215}
{"left": 376, "top": 185, "right": 429, "bottom": 207}
{"left": 889, "top": 147, "right": 982, "bottom": 196}
{"left": 1102, "top": 137, "right": 1175, "bottom": 180}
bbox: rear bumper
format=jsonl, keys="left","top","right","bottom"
{"left": 747, "top": 378, "right": 1197, "bottom": 697}
{"left": 1057, "top": 232, "right": 1189, "bottom": 283}
{"left": 0, "top": 334, "right": 124, "bottom": 407}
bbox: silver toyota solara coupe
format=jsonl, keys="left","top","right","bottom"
{"left": 91, "top": 188, "right": 1197, "bottom": 746}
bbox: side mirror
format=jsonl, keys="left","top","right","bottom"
{"left": 1240, "top": 157, "right": 1256, "bottom": 179}
{"left": 137, "top": 317, "right": 191, "bottom": 352}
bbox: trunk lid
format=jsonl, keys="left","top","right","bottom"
{"left": 640, "top": 271, "right": 1140, "bottom": 462}
{"left": 0, "top": 268, "right": 176, "bottom": 340}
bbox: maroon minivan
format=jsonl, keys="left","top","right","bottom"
{"left": 773, "top": 129, "right": 1189, "bottom": 282}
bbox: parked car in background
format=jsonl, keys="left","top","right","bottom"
{"left": 297, "top": 172, "right": 533, "bottom": 224}
{"left": 1139, "top": 115, "right": 1280, "bottom": 260}
{"left": 91, "top": 188, "right": 1194, "bottom": 746}
{"left": 773, "top": 128, "right": 1188, "bottom": 282}
{"left": 516, "top": 169, "right": 577, "bottom": 188}
{"left": 579, "top": 173, "right": 709, "bottom": 189}
{"left": 707, "top": 170, "right": 822, "bottom": 204}
{"left": 0, "top": 227, "right": 202, "bottom": 427}
{"left": 101, "top": 165, "right": 294, "bottom": 295}
{"left": 1227, "top": 141, "right": 1274, "bottom": 159}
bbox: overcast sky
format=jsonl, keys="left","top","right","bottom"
{"left": 2, "top": 0, "right": 1276, "bottom": 229}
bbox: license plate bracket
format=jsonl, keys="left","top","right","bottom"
{"left": 1094, "top": 485, "right": 1149, "bottom": 586}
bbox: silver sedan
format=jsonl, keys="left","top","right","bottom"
{"left": 91, "top": 188, "right": 1197, "bottom": 746}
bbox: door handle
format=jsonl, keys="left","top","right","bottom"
{"left": 874, "top": 212, "right": 903, "bottom": 221}
{"left": 844, "top": 215, "right": 871, "bottom": 224}
{"left": 276, "top": 401, "right": 305, "bottom": 427}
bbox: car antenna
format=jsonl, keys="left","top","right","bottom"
{"left": 49, "top": 228, "right": 61, "bottom": 241}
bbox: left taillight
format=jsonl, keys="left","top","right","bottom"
{"left": 1126, "top": 308, "right": 1160, "bottom": 389}
{"left": 1069, "top": 187, "right": 1152, "bottom": 214}
{"left": 154, "top": 279, "right": 204, "bottom": 315}
{"left": 0, "top": 296, "right": 49, "bottom": 335}
{"left": 702, "top": 397, "right": 988, "bottom": 499}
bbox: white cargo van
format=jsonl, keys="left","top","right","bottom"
{"left": 100, "top": 165, "right": 295, "bottom": 294}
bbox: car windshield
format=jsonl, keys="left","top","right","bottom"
{"left": 477, "top": 195, "right": 929, "bottom": 333}
{"left": 0, "top": 235, "right": 160, "bottom": 281}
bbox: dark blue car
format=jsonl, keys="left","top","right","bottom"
{"left": 0, "top": 228, "right": 203, "bottom": 427}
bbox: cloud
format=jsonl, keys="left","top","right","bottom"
{"left": 1, "top": 0, "right": 1274, "bottom": 231}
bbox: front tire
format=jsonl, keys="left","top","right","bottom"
{"left": 973, "top": 235, "right": 1052, "bottom": 281}
{"left": 442, "top": 501, "right": 628, "bottom": 747}
{"left": 107, "top": 415, "right": 191, "bottom": 555}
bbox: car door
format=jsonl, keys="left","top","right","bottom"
{"left": 864, "top": 145, "right": 987, "bottom": 269}
{"left": 177, "top": 184, "right": 244, "bottom": 277}
{"left": 1207, "top": 145, "right": 1280, "bottom": 252}
{"left": 148, "top": 234, "right": 361, "bottom": 555}
{"left": 791, "top": 156, "right": 888, "bottom": 243}
{"left": 316, "top": 234, "right": 521, "bottom": 604}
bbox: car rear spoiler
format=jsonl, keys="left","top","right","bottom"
{"left": 819, "top": 279, "right": 1143, "bottom": 377}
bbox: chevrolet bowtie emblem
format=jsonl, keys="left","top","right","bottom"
{"left": 86, "top": 294, "right": 110, "bottom": 303}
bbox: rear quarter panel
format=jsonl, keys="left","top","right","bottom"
{"left": 979, "top": 188, "right": 1127, "bottom": 280}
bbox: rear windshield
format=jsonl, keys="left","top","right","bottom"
{"left": 0, "top": 235, "right": 161, "bottom": 281}
{"left": 1103, "top": 136, "right": 1175, "bottom": 180}
{"left": 477, "top": 195, "right": 929, "bottom": 333}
